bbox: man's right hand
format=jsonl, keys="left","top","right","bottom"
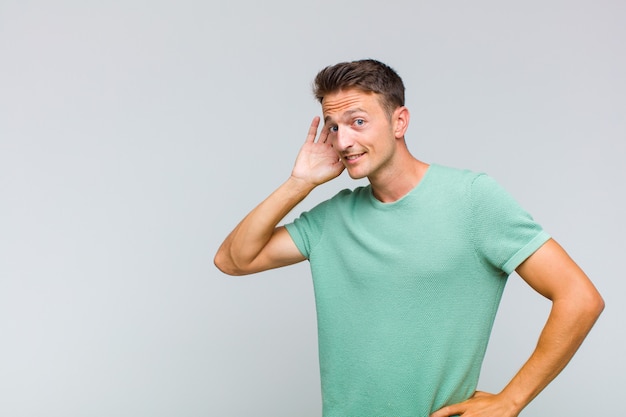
{"left": 291, "top": 116, "right": 345, "bottom": 186}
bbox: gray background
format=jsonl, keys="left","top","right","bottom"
{"left": 1, "top": 1, "right": 624, "bottom": 416}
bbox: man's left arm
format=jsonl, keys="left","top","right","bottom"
{"left": 431, "top": 238, "right": 604, "bottom": 417}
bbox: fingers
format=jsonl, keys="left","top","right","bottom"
{"left": 318, "top": 122, "right": 330, "bottom": 144}
{"left": 305, "top": 116, "right": 321, "bottom": 143}
{"left": 429, "top": 403, "right": 464, "bottom": 417}
{"left": 305, "top": 116, "right": 332, "bottom": 144}
{"left": 430, "top": 392, "right": 499, "bottom": 417}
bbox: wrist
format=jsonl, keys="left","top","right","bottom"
{"left": 496, "top": 387, "right": 528, "bottom": 416}
{"left": 287, "top": 174, "right": 319, "bottom": 193}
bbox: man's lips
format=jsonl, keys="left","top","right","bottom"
{"left": 343, "top": 153, "right": 365, "bottom": 162}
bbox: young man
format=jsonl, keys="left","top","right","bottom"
{"left": 214, "top": 59, "right": 604, "bottom": 417}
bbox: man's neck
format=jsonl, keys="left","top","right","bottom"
{"left": 369, "top": 155, "right": 429, "bottom": 203}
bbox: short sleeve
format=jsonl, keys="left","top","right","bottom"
{"left": 470, "top": 174, "right": 551, "bottom": 275}
{"left": 284, "top": 199, "right": 330, "bottom": 259}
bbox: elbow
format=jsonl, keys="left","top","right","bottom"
{"left": 589, "top": 290, "right": 605, "bottom": 319}
{"left": 556, "top": 284, "right": 605, "bottom": 329}
{"left": 214, "top": 250, "right": 245, "bottom": 276}
{"left": 578, "top": 286, "right": 605, "bottom": 324}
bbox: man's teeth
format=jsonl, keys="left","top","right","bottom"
{"left": 345, "top": 154, "right": 363, "bottom": 160}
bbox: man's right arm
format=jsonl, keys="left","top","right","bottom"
{"left": 214, "top": 117, "right": 344, "bottom": 276}
{"left": 214, "top": 176, "right": 314, "bottom": 275}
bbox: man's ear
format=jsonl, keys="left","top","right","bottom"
{"left": 393, "top": 106, "right": 410, "bottom": 139}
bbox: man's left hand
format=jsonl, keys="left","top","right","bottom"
{"left": 430, "top": 391, "right": 519, "bottom": 417}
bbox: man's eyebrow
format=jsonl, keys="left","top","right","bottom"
{"left": 324, "top": 108, "right": 367, "bottom": 124}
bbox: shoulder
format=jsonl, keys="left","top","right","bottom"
{"left": 285, "top": 185, "right": 371, "bottom": 256}
{"left": 294, "top": 185, "right": 371, "bottom": 221}
{"left": 429, "top": 163, "right": 483, "bottom": 183}
{"left": 321, "top": 185, "right": 372, "bottom": 207}
{"left": 426, "top": 164, "right": 486, "bottom": 196}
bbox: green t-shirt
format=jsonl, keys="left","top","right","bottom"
{"left": 285, "top": 164, "right": 550, "bottom": 417}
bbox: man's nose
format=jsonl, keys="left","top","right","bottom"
{"left": 335, "top": 127, "right": 353, "bottom": 151}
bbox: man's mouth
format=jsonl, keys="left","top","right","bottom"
{"left": 344, "top": 153, "right": 365, "bottom": 161}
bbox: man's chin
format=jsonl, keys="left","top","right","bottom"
{"left": 346, "top": 169, "right": 368, "bottom": 180}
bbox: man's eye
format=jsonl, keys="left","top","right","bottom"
{"left": 329, "top": 126, "right": 338, "bottom": 133}
{"left": 355, "top": 119, "right": 365, "bottom": 126}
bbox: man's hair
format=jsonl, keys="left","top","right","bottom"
{"left": 313, "top": 59, "right": 405, "bottom": 117}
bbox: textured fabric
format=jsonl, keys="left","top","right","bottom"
{"left": 285, "top": 164, "right": 550, "bottom": 417}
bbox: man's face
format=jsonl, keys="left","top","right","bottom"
{"left": 322, "top": 88, "right": 399, "bottom": 181}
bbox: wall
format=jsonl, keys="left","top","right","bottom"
{"left": 1, "top": 1, "right": 624, "bottom": 416}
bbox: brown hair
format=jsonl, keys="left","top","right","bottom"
{"left": 313, "top": 59, "right": 405, "bottom": 117}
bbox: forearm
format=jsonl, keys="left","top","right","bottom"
{"left": 498, "top": 291, "right": 604, "bottom": 414}
{"left": 214, "top": 176, "right": 315, "bottom": 275}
